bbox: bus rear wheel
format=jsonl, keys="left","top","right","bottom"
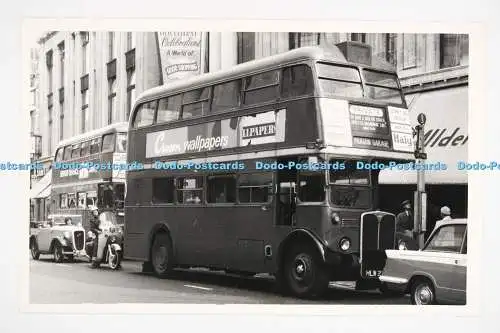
{"left": 283, "top": 244, "right": 329, "bottom": 299}
{"left": 151, "top": 233, "right": 173, "bottom": 278}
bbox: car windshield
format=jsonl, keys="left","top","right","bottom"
{"left": 49, "top": 215, "right": 83, "bottom": 226}
{"left": 424, "top": 224, "right": 466, "bottom": 253}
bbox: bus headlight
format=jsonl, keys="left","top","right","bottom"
{"left": 398, "top": 240, "right": 407, "bottom": 250}
{"left": 339, "top": 238, "right": 351, "bottom": 251}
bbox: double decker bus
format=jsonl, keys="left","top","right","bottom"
{"left": 51, "top": 122, "right": 128, "bottom": 229}
{"left": 124, "top": 42, "right": 415, "bottom": 298}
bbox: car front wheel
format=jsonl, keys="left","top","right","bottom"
{"left": 53, "top": 243, "right": 63, "bottom": 263}
{"left": 411, "top": 279, "right": 436, "bottom": 305}
{"left": 30, "top": 239, "right": 40, "bottom": 260}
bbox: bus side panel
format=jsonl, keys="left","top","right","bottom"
{"left": 224, "top": 205, "right": 275, "bottom": 273}
{"left": 278, "top": 98, "right": 319, "bottom": 147}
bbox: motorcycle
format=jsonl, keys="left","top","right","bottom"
{"left": 84, "top": 211, "right": 123, "bottom": 270}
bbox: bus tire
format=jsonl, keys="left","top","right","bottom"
{"left": 283, "top": 243, "right": 329, "bottom": 299}
{"left": 151, "top": 233, "right": 174, "bottom": 278}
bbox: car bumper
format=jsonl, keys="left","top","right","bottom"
{"left": 62, "top": 249, "right": 87, "bottom": 256}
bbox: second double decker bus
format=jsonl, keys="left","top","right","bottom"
{"left": 124, "top": 42, "right": 415, "bottom": 298}
{"left": 51, "top": 122, "right": 128, "bottom": 229}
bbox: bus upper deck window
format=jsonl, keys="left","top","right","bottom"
{"left": 133, "top": 101, "right": 157, "bottom": 128}
{"left": 63, "top": 146, "right": 72, "bottom": 160}
{"left": 90, "top": 138, "right": 101, "bottom": 155}
{"left": 55, "top": 148, "right": 63, "bottom": 162}
{"left": 71, "top": 144, "right": 81, "bottom": 159}
{"left": 181, "top": 88, "right": 210, "bottom": 119}
{"left": 102, "top": 133, "right": 116, "bottom": 153}
{"left": 212, "top": 80, "right": 241, "bottom": 113}
{"left": 156, "top": 95, "right": 181, "bottom": 123}
{"left": 80, "top": 141, "right": 90, "bottom": 157}
{"left": 281, "top": 65, "right": 314, "bottom": 98}
{"left": 243, "top": 70, "right": 279, "bottom": 105}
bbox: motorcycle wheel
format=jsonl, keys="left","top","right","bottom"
{"left": 108, "top": 249, "right": 122, "bottom": 270}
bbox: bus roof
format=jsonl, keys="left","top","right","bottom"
{"left": 56, "top": 122, "right": 129, "bottom": 149}
{"left": 134, "top": 45, "right": 396, "bottom": 105}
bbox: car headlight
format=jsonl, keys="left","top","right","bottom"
{"left": 63, "top": 231, "right": 71, "bottom": 240}
{"left": 398, "top": 240, "right": 407, "bottom": 250}
{"left": 339, "top": 237, "right": 351, "bottom": 251}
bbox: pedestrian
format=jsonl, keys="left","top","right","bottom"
{"left": 433, "top": 206, "right": 452, "bottom": 231}
{"left": 89, "top": 206, "right": 101, "bottom": 268}
{"left": 396, "top": 200, "right": 413, "bottom": 238}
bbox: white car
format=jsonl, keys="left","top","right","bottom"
{"left": 29, "top": 214, "right": 87, "bottom": 262}
{"left": 379, "top": 219, "right": 467, "bottom": 305}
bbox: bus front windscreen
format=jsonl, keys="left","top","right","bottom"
{"left": 316, "top": 63, "right": 405, "bottom": 106}
{"left": 362, "top": 69, "right": 405, "bottom": 105}
{"left": 329, "top": 160, "right": 372, "bottom": 209}
{"left": 316, "top": 63, "right": 363, "bottom": 99}
{"left": 116, "top": 133, "right": 127, "bottom": 153}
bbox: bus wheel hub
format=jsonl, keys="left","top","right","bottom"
{"left": 293, "top": 257, "right": 310, "bottom": 281}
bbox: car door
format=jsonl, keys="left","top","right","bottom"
{"left": 450, "top": 228, "right": 467, "bottom": 304}
{"left": 36, "top": 225, "right": 52, "bottom": 252}
{"left": 423, "top": 223, "right": 467, "bottom": 303}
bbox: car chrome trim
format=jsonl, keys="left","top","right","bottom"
{"left": 379, "top": 275, "right": 408, "bottom": 284}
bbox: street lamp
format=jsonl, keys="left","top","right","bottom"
{"left": 414, "top": 113, "right": 427, "bottom": 249}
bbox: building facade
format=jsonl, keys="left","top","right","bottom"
{"left": 29, "top": 31, "right": 469, "bottom": 224}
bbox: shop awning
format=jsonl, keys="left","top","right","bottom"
{"left": 379, "top": 85, "right": 468, "bottom": 185}
{"left": 29, "top": 169, "right": 52, "bottom": 199}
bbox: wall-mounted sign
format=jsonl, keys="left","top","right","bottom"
{"left": 156, "top": 32, "right": 207, "bottom": 84}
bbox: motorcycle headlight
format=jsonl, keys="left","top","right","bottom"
{"left": 110, "top": 235, "right": 117, "bottom": 243}
{"left": 398, "top": 240, "right": 407, "bottom": 250}
{"left": 339, "top": 237, "right": 351, "bottom": 251}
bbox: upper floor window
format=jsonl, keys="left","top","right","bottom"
{"left": 440, "top": 34, "right": 469, "bottom": 68}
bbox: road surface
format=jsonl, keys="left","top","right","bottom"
{"left": 30, "top": 257, "right": 409, "bottom": 304}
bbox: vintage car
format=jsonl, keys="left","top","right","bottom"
{"left": 29, "top": 214, "right": 86, "bottom": 262}
{"left": 379, "top": 218, "right": 467, "bottom": 305}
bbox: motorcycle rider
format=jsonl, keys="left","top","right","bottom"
{"left": 89, "top": 206, "right": 101, "bottom": 268}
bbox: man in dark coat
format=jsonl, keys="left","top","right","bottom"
{"left": 396, "top": 200, "right": 414, "bottom": 238}
{"left": 89, "top": 207, "right": 101, "bottom": 268}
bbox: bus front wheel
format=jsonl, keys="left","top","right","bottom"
{"left": 151, "top": 233, "right": 174, "bottom": 278}
{"left": 283, "top": 244, "right": 329, "bottom": 299}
